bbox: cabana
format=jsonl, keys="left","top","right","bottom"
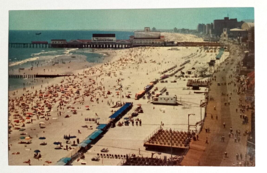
{"left": 78, "top": 139, "right": 92, "bottom": 148}
{"left": 96, "top": 124, "right": 108, "bottom": 131}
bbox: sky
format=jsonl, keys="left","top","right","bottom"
{"left": 9, "top": 8, "right": 254, "bottom": 30}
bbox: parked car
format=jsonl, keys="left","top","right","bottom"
{"left": 91, "top": 156, "right": 100, "bottom": 161}
{"left": 101, "top": 148, "right": 109, "bottom": 152}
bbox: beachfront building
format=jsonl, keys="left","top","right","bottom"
{"left": 131, "top": 27, "right": 165, "bottom": 46}
{"left": 213, "top": 17, "right": 244, "bottom": 37}
{"left": 229, "top": 22, "right": 254, "bottom": 51}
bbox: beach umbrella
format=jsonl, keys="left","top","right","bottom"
{"left": 14, "top": 120, "right": 19, "bottom": 123}
{"left": 27, "top": 113, "right": 33, "bottom": 115}
{"left": 85, "top": 106, "right": 89, "bottom": 108}
{"left": 34, "top": 150, "right": 41, "bottom": 153}
{"left": 26, "top": 117, "right": 31, "bottom": 119}
{"left": 20, "top": 136, "right": 25, "bottom": 139}
{"left": 39, "top": 137, "right": 46, "bottom": 140}
{"left": 25, "top": 137, "right": 31, "bottom": 140}
{"left": 53, "top": 142, "right": 61, "bottom": 145}
{"left": 19, "top": 128, "right": 25, "bottom": 131}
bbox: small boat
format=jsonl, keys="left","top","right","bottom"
{"left": 36, "top": 32, "right": 41, "bottom": 35}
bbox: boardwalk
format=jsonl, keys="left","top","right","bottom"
{"left": 181, "top": 44, "right": 251, "bottom": 166}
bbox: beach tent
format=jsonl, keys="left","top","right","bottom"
{"left": 89, "top": 130, "right": 103, "bottom": 140}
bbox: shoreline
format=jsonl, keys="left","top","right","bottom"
{"left": 8, "top": 48, "right": 114, "bottom": 92}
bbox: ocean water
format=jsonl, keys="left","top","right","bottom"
{"left": 8, "top": 30, "right": 134, "bottom": 90}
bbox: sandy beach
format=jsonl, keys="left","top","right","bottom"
{"left": 8, "top": 33, "right": 230, "bottom": 165}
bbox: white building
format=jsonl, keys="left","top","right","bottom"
{"left": 152, "top": 95, "right": 178, "bottom": 105}
{"left": 92, "top": 34, "right": 116, "bottom": 42}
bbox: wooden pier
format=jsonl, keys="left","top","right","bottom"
{"left": 9, "top": 42, "right": 133, "bottom": 49}
{"left": 9, "top": 42, "right": 225, "bottom": 49}
{"left": 9, "top": 74, "right": 71, "bottom": 78}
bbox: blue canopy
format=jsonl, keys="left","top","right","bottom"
{"left": 109, "top": 102, "right": 132, "bottom": 119}
{"left": 96, "top": 124, "right": 108, "bottom": 130}
{"left": 56, "top": 161, "right": 66, "bottom": 165}
{"left": 56, "top": 157, "right": 71, "bottom": 165}
{"left": 88, "top": 130, "right": 103, "bottom": 140}
{"left": 78, "top": 139, "right": 92, "bottom": 148}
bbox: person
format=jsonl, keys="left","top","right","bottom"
{"left": 221, "top": 135, "right": 225, "bottom": 142}
{"left": 224, "top": 152, "right": 228, "bottom": 158}
{"left": 205, "top": 137, "right": 209, "bottom": 144}
{"left": 223, "top": 122, "right": 226, "bottom": 128}
{"left": 139, "top": 119, "right": 142, "bottom": 126}
{"left": 236, "top": 153, "right": 239, "bottom": 160}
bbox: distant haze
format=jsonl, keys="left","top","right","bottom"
{"left": 9, "top": 8, "right": 254, "bottom": 30}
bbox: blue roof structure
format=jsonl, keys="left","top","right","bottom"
{"left": 109, "top": 102, "right": 132, "bottom": 119}
{"left": 97, "top": 124, "right": 108, "bottom": 130}
{"left": 89, "top": 130, "right": 103, "bottom": 140}
{"left": 216, "top": 48, "right": 224, "bottom": 59}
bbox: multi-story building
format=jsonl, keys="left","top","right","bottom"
{"left": 197, "top": 24, "right": 204, "bottom": 33}
{"left": 213, "top": 17, "right": 243, "bottom": 36}
{"left": 206, "top": 24, "right": 211, "bottom": 35}
{"left": 202, "top": 24, "right": 206, "bottom": 34}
